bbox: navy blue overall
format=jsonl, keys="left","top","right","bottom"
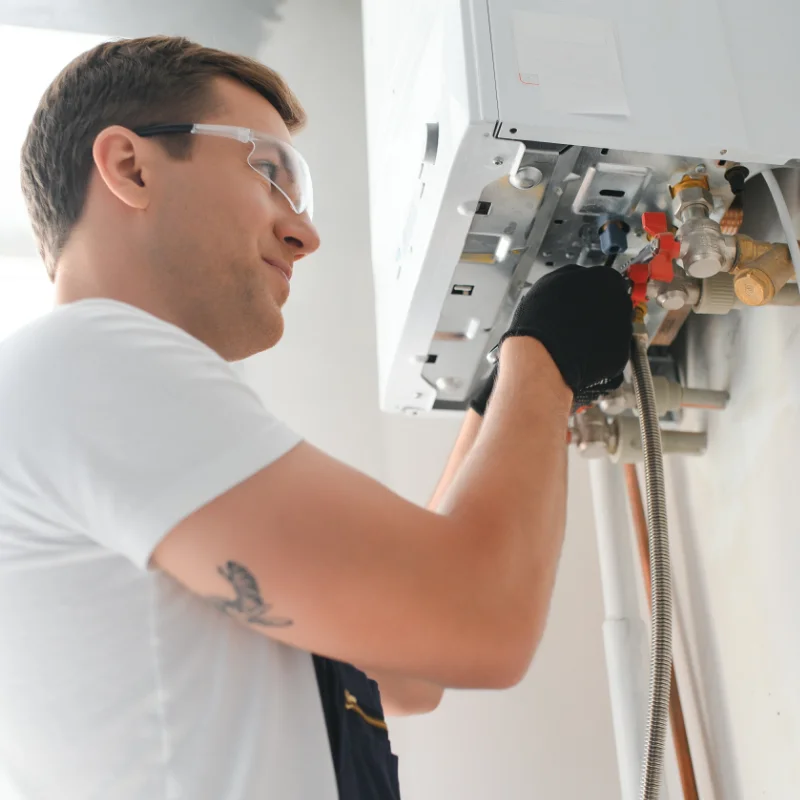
{"left": 313, "top": 655, "right": 402, "bottom": 799}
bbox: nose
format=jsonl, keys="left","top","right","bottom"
{"left": 276, "top": 211, "right": 321, "bottom": 260}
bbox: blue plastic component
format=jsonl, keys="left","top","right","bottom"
{"left": 599, "top": 217, "right": 628, "bottom": 255}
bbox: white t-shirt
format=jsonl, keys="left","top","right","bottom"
{"left": 0, "top": 299, "right": 338, "bottom": 800}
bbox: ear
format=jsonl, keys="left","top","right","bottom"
{"left": 92, "top": 125, "right": 152, "bottom": 210}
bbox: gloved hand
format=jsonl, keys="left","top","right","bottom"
{"left": 468, "top": 265, "right": 632, "bottom": 415}
{"left": 499, "top": 264, "right": 632, "bottom": 407}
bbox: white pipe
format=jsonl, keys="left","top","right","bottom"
{"left": 762, "top": 169, "right": 800, "bottom": 277}
{"left": 588, "top": 459, "right": 649, "bottom": 800}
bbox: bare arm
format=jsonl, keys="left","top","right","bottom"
{"left": 152, "top": 337, "right": 571, "bottom": 689}
{"left": 364, "top": 408, "right": 485, "bottom": 715}
{"left": 435, "top": 338, "right": 570, "bottom": 678}
{"left": 428, "top": 407, "right": 483, "bottom": 511}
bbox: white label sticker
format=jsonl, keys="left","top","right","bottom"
{"left": 512, "top": 11, "right": 630, "bottom": 116}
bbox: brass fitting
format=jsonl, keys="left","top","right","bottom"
{"left": 670, "top": 174, "right": 714, "bottom": 221}
{"left": 730, "top": 234, "right": 800, "bottom": 306}
{"left": 733, "top": 244, "right": 795, "bottom": 306}
{"left": 735, "top": 235, "right": 777, "bottom": 266}
{"left": 669, "top": 174, "right": 710, "bottom": 196}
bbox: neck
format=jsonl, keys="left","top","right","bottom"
{"left": 54, "top": 237, "right": 182, "bottom": 331}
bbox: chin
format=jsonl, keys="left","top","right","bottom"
{"left": 261, "top": 325, "right": 284, "bottom": 351}
{"left": 250, "top": 308, "right": 285, "bottom": 355}
{"left": 216, "top": 306, "right": 281, "bottom": 361}
{"left": 225, "top": 275, "right": 286, "bottom": 358}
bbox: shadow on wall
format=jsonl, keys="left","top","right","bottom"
{"left": 0, "top": 0, "right": 288, "bottom": 55}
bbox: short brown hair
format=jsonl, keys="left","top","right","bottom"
{"left": 20, "top": 35, "right": 305, "bottom": 281}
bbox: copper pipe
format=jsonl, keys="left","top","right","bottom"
{"left": 719, "top": 199, "right": 743, "bottom": 236}
{"left": 623, "top": 464, "right": 700, "bottom": 800}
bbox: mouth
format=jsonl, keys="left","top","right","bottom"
{"left": 262, "top": 257, "right": 293, "bottom": 283}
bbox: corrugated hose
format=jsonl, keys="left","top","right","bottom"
{"left": 629, "top": 323, "right": 673, "bottom": 800}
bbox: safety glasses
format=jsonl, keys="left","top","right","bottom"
{"left": 133, "top": 123, "right": 314, "bottom": 219}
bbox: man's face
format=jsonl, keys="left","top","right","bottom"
{"left": 147, "top": 77, "right": 320, "bottom": 360}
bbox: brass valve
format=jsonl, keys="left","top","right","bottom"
{"left": 733, "top": 244, "right": 795, "bottom": 306}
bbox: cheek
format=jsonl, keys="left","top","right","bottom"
{"left": 160, "top": 172, "right": 225, "bottom": 238}
{"left": 239, "top": 179, "right": 280, "bottom": 233}
{"left": 208, "top": 175, "right": 277, "bottom": 249}
{"left": 156, "top": 165, "right": 277, "bottom": 266}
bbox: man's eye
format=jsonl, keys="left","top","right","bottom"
{"left": 253, "top": 159, "right": 278, "bottom": 182}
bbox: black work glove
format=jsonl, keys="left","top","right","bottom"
{"left": 499, "top": 265, "right": 632, "bottom": 407}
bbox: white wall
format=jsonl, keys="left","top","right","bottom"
{"left": 0, "top": 1, "right": 621, "bottom": 797}
{"left": 665, "top": 306, "right": 800, "bottom": 800}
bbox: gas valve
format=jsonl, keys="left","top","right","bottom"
{"left": 627, "top": 212, "right": 680, "bottom": 305}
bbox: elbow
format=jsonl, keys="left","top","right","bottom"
{"left": 463, "top": 565, "right": 553, "bottom": 689}
{"left": 428, "top": 522, "right": 557, "bottom": 689}
{"left": 490, "top": 649, "right": 538, "bottom": 689}
{"left": 456, "top": 611, "right": 547, "bottom": 690}
{"left": 483, "top": 625, "right": 544, "bottom": 690}
{"left": 423, "top": 688, "right": 444, "bottom": 713}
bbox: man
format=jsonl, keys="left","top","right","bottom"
{"left": 0, "top": 35, "right": 631, "bottom": 800}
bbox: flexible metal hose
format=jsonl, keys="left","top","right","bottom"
{"left": 630, "top": 332, "right": 673, "bottom": 800}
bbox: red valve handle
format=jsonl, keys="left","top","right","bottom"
{"left": 627, "top": 212, "right": 679, "bottom": 302}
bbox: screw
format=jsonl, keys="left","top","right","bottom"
{"left": 493, "top": 157, "right": 505, "bottom": 166}
{"left": 510, "top": 166, "right": 544, "bottom": 190}
{"left": 694, "top": 164, "right": 706, "bottom": 174}
{"left": 720, "top": 149, "right": 727, "bottom": 155}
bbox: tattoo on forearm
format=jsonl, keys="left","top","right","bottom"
{"left": 207, "top": 561, "right": 293, "bottom": 627}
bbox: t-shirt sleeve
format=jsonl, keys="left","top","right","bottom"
{"left": 4, "top": 301, "right": 302, "bottom": 569}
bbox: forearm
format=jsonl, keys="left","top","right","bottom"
{"left": 367, "top": 341, "right": 569, "bottom": 701}
{"left": 366, "top": 343, "right": 569, "bottom": 696}
{"left": 428, "top": 407, "right": 483, "bottom": 511}
{"left": 439, "top": 337, "right": 572, "bottom": 657}
{"left": 368, "top": 410, "right": 484, "bottom": 714}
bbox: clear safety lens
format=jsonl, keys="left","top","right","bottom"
{"left": 247, "top": 135, "right": 314, "bottom": 219}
